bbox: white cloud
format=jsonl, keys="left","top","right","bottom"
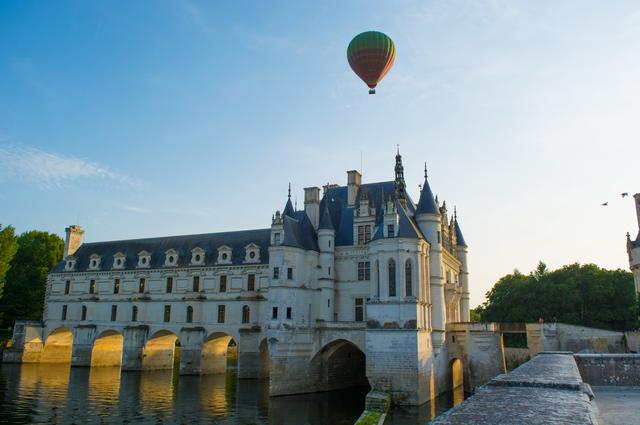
{"left": 0, "top": 143, "right": 136, "bottom": 188}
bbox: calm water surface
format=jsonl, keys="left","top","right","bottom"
{"left": 0, "top": 363, "right": 462, "bottom": 424}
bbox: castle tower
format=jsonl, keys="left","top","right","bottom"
{"left": 454, "top": 209, "right": 470, "bottom": 321}
{"left": 628, "top": 193, "right": 640, "bottom": 297}
{"left": 415, "top": 165, "right": 446, "bottom": 349}
{"left": 318, "top": 202, "right": 336, "bottom": 321}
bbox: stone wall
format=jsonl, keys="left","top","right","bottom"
{"left": 526, "top": 323, "right": 625, "bottom": 356}
{"left": 575, "top": 354, "right": 640, "bottom": 386}
{"left": 431, "top": 353, "right": 598, "bottom": 425}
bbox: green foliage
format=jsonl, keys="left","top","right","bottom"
{"left": 477, "top": 262, "right": 639, "bottom": 331}
{"left": 355, "top": 411, "right": 382, "bottom": 425}
{"left": 0, "top": 230, "right": 64, "bottom": 328}
{"left": 0, "top": 225, "right": 18, "bottom": 299}
{"left": 469, "top": 307, "right": 482, "bottom": 323}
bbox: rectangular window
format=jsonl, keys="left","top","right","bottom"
{"left": 437, "top": 231, "right": 441, "bottom": 243}
{"left": 111, "top": 305, "right": 117, "bottom": 321}
{"left": 274, "top": 232, "right": 281, "bottom": 245}
{"left": 193, "top": 276, "right": 200, "bottom": 292}
{"left": 113, "top": 279, "right": 120, "bottom": 294}
{"left": 357, "top": 225, "right": 371, "bottom": 245}
{"left": 220, "top": 275, "right": 227, "bottom": 292}
{"left": 139, "top": 278, "right": 145, "bottom": 293}
{"left": 81, "top": 306, "right": 87, "bottom": 321}
{"left": 272, "top": 306, "right": 278, "bottom": 319}
{"left": 273, "top": 267, "right": 279, "bottom": 279}
{"left": 64, "top": 280, "right": 70, "bottom": 295}
{"left": 355, "top": 298, "right": 364, "bottom": 322}
{"left": 387, "top": 224, "right": 394, "bottom": 238}
{"left": 358, "top": 261, "right": 371, "bottom": 281}
{"left": 89, "top": 280, "right": 95, "bottom": 294}
{"left": 61, "top": 305, "right": 67, "bottom": 320}
{"left": 132, "top": 306, "right": 138, "bottom": 322}
{"left": 247, "top": 274, "right": 255, "bottom": 291}
{"left": 217, "top": 305, "right": 226, "bottom": 323}
{"left": 166, "top": 277, "right": 173, "bottom": 293}
{"left": 287, "top": 267, "right": 293, "bottom": 280}
{"left": 286, "top": 307, "right": 292, "bottom": 320}
{"left": 164, "top": 305, "right": 171, "bottom": 322}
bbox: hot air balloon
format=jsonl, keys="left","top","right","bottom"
{"left": 347, "top": 31, "right": 396, "bottom": 94}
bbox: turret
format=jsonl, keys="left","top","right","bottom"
{"left": 64, "top": 225, "right": 84, "bottom": 259}
{"left": 414, "top": 164, "right": 446, "bottom": 349}
{"left": 454, "top": 208, "right": 470, "bottom": 321}
{"left": 318, "top": 202, "right": 336, "bottom": 321}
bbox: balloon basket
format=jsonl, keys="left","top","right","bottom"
{"left": 369, "top": 88, "right": 376, "bottom": 94}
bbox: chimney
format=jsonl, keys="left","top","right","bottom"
{"left": 635, "top": 193, "right": 640, "bottom": 232}
{"left": 304, "top": 187, "right": 321, "bottom": 230}
{"left": 64, "top": 225, "right": 84, "bottom": 258}
{"left": 347, "top": 170, "right": 362, "bottom": 207}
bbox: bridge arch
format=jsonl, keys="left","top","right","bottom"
{"left": 142, "top": 330, "right": 181, "bottom": 371}
{"left": 310, "top": 338, "right": 369, "bottom": 392}
{"left": 91, "top": 330, "right": 124, "bottom": 367}
{"left": 201, "top": 331, "right": 236, "bottom": 374}
{"left": 41, "top": 327, "right": 73, "bottom": 363}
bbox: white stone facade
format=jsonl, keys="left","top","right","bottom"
{"left": 627, "top": 193, "right": 640, "bottom": 297}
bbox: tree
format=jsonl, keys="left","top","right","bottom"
{"left": 0, "top": 225, "right": 18, "bottom": 299}
{"left": 0, "top": 230, "right": 64, "bottom": 328}
{"left": 477, "top": 262, "right": 638, "bottom": 331}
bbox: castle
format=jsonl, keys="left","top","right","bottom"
{"left": 4, "top": 152, "right": 506, "bottom": 405}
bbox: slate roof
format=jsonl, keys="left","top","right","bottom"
{"left": 281, "top": 211, "right": 319, "bottom": 251}
{"left": 318, "top": 203, "right": 334, "bottom": 230}
{"left": 321, "top": 181, "right": 420, "bottom": 246}
{"left": 416, "top": 175, "right": 438, "bottom": 215}
{"left": 53, "top": 228, "right": 271, "bottom": 273}
{"left": 455, "top": 219, "right": 467, "bottom": 247}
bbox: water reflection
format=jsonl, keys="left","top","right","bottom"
{"left": 0, "top": 364, "right": 369, "bottom": 424}
{"left": 385, "top": 390, "right": 468, "bottom": 425}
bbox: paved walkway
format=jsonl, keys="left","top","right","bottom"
{"left": 592, "top": 386, "right": 640, "bottom": 425}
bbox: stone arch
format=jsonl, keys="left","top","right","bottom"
{"left": 91, "top": 330, "right": 124, "bottom": 367}
{"left": 41, "top": 327, "right": 73, "bottom": 363}
{"left": 142, "top": 330, "right": 181, "bottom": 371}
{"left": 201, "top": 332, "right": 236, "bottom": 374}
{"left": 309, "top": 338, "right": 368, "bottom": 392}
{"left": 449, "top": 358, "right": 465, "bottom": 406}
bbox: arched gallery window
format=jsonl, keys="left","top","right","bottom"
{"left": 242, "top": 305, "right": 250, "bottom": 323}
{"left": 405, "top": 260, "right": 412, "bottom": 297}
{"left": 388, "top": 259, "right": 396, "bottom": 297}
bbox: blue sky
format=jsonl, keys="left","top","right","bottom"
{"left": 1, "top": 1, "right": 639, "bottom": 307}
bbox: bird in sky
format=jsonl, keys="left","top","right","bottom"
{"left": 621, "top": 192, "right": 629, "bottom": 198}
{"left": 601, "top": 202, "right": 608, "bottom": 206}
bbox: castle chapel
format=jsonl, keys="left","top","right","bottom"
{"left": 6, "top": 152, "right": 506, "bottom": 406}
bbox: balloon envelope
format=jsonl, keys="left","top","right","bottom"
{"left": 347, "top": 31, "right": 396, "bottom": 94}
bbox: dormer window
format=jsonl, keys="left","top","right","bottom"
{"left": 217, "top": 245, "right": 232, "bottom": 264}
{"left": 137, "top": 251, "right": 151, "bottom": 268}
{"left": 164, "top": 249, "right": 179, "bottom": 267}
{"left": 190, "top": 247, "right": 205, "bottom": 266}
{"left": 113, "top": 252, "right": 126, "bottom": 269}
{"left": 89, "top": 254, "right": 101, "bottom": 270}
{"left": 244, "top": 243, "right": 261, "bottom": 263}
{"left": 65, "top": 258, "right": 76, "bottom": 271}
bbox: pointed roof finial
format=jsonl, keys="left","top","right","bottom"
{"left": 424, "top": 162, "right": 428, "bottom": 179}
{"left": 396, "top": 144, "right": 400, "bottom": 155}
{"left": 288, "top": 182, "right": 291, "bottom": 199}
{"left": 454, "top": 206, "right": 457, "bottom": 220}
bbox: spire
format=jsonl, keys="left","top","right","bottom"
{"left": 318, "top": 202, "right": 334, "bottom": 230}
{"left": 416, "top": 163, "right": 438, "bottom": 215}
{"left": 454, "top": 208, "right": 467, "bottom": 247}
{"left": 283, "top": 183, "right": 295, "bottom": 217}
{"left": 394, "top": 147, "right": 406, "bottom": 206}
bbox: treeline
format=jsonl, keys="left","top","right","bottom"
{"left": 473, "top": 262, "right": 639, "bottom": 331}
{"left": 0, "top": 225, "right": 64, "bottom": 329}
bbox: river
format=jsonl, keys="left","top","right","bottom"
{"left": 0, "top": 363, "right": 463, "bottom": 424}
